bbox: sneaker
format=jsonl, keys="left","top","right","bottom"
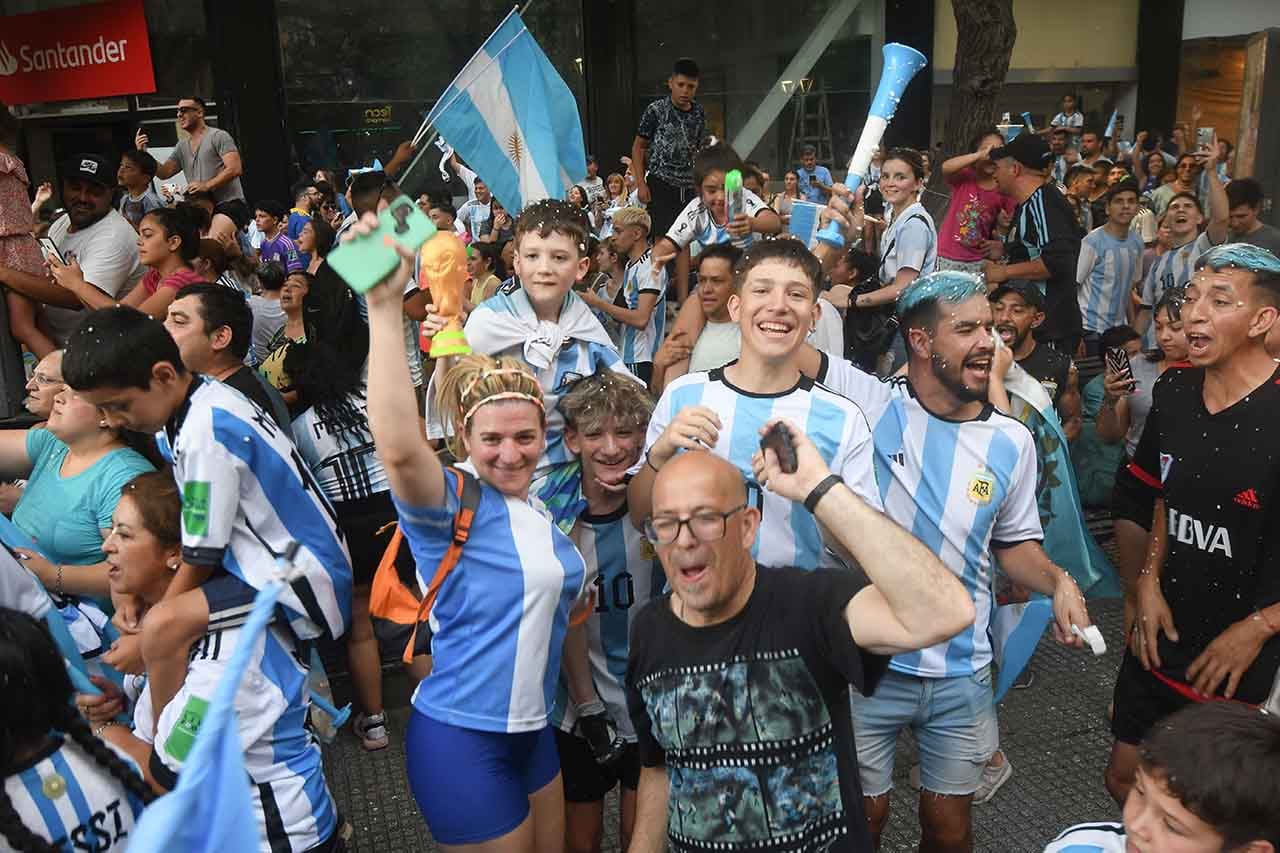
{"left": 973, "top": 751, "right": 1012, "bottom": 804}
{"left": 1011, "top": 667, "right": 1035, "bottom": 689}
{"left": 353, "top": 711, "right": 389, "bottom": 751}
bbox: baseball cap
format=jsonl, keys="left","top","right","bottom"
{"left": 63, "top": 154, "right": 113, "bottom": 187}
{"left": 989, "top": 280, "right": 1045, "bottom": 310}
{"left": 1106, "top": 177, "right": 1141, "bottom": 202}
{"left": 989, "top": 134, "right": 1052, "bottom": 171}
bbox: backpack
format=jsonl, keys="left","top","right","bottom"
{"left": 368, "top": 466, "right": 481, "bottom": 664}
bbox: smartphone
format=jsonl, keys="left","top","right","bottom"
{"left": 327, "top": 194, "right": 437, "bottom": 294}
{"left": 37, "top": 237, "right": 65, "bottom": 265}
{"left": 1105, "top": 346, "right": 1136, "bottom": 391}
{"left": 1196, "top": 126, "right": 1215, "bottom": 149}
{"left": 759, "top": 422, "right": 798, "bottom": 474}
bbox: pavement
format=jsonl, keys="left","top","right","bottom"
{"left": 322, "top": 591, "right": 1127, "bottom": 853}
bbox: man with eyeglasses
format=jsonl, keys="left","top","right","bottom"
{"left": 136, "top": 96, "right": 245, "bottom": 204}
{"left": 626, "top": 447, "right": 973, "bottom": 853}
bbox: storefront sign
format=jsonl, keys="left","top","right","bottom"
{"left": 0, "top": 0, "right": 156, "bottom": 106}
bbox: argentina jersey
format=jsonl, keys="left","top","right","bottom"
{"left": 642, "top": 363, "right": 881, "bottom": 569}
{"left": 4, "top": 737, "right": 145, "bottom": 853}
{"left": 1139, "top": 231, "right": 1215, "bottom": 348}
{"left": 821, "top": 358, "right": 1042, "bottom": 677}
{"left": 1043, "top": 822, "right": 1127, "bottom": 853}
{"left": 664, "top": 189, "right": 769, "bottom": 252}
{"left": 619, "top": 249, "right": 667, "bottom": 365}
{"left": 131, "top": 623, "right": 338, "bottom": 853}
{"left": 395, "top": 464, "right": 587, "bottom": 734}
{"left": 552, "top": 504, "right": 660, "bottom": 740}
{"left": 1077, "top": 226, "right": 1143, "bottom": 334}
{"left": 158, "top": 377, "right": 352, "bottom": 643}
{"left": 291, "top": 392, "right": 388, "bottom": 504}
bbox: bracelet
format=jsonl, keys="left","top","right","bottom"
{"left": 93, "top": 721, "right": 119, "bottom": 739}
{"left": 56, "top": 563, "right": 63, "bottom": 598}
{"left": 1256, "top": 608, "right": 1279, "bottom": 636}
{"left": 645, "top": 451, "right": 661, "bottom": 473}
{"left": 804, "top": 474, "right": 844, "bottom": 514}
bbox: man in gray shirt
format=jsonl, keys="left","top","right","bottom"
{"left": 136, "top": 96, "right": 245, "bottom": 204}
{"left": 1227, "top": 178, "right": 1280, "bottom": 256}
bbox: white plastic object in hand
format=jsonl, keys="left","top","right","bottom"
{"left": 1072, "top": 624, "right": 1106, "bottom": 656}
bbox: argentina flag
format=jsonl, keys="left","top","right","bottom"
{"left": 425, "top": 9, "right": 587, "bottom": 213}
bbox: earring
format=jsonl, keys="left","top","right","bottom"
{"left": 167, "top": 559, "right": 179, "bottom": 570}
{"left": 98, "top": 419, "right": 108, "bottom": 429}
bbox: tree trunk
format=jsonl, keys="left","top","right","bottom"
{"left": 923, "top": 0, "right": 1017, "bottom": 221}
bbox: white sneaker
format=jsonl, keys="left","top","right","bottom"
{"left": 973, "top": 751, "right": 1012, "bottom": 804}
{"left": 353, "top": 711, "right": 389, "bottom": 751}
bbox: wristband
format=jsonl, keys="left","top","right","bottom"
{"left": 1256, "top": 608, "right": 1279, "bottom": 636}
{"left": 803, "top": 474, "right": 843, "bottom": 514}
{"left": 645, "top": 451, "right": 661, "bottom": 473}
{"left": 576, "top": 699, "right": 607, "bottom": 717}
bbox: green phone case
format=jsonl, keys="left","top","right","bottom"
{"left": 327, "top": 194, "right": 437, "bottom": 294}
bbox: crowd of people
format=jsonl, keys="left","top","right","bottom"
{"left": 0, "top": 52, "right": 1278, "bottom": 853}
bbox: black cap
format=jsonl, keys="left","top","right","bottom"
{"left": 63, "top": 154, "right": 113, "bottom": 187}
{"left": 990, "top": 133, "right": 1052, "bottom": 171}
{"left": 1105, "top": 177, "right": 1141, "bottom": 202}
{"left": 989, "top": 280, "right": 1045, "bottom": 310}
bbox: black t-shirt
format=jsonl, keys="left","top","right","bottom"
{"left": 1017, "top": 342, "right": 1072, "bottom": 408}
{"left": 1005, "top": 184, "right": 1084, "bottom": 342}
{"left": 626, "top": 566, "right": 888, "bottom": 852}
{"left": 1131, "top": 365, "right": 1280, "bottom": 702}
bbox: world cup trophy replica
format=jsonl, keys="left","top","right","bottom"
{"left": 815, "top": 43, "right": 928, "bottom": 248}
{"left": 418, "top": 230, "right": 472, "bottom": 358}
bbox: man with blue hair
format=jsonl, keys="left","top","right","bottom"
{"left": 1105, "top": 243, "right": 1280, "bottom": 807}
{"left": 813, "top": 267, "right": 1096, "bottom": 852}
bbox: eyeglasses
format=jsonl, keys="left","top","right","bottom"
{"left": 29, "top": 371, "right": 61, "bottom": 387}
{"left": 176, "top": 106, "right": 200, "bottom": 115}
{"left": 644, "top": 504, "right": 746, "bottom": 545}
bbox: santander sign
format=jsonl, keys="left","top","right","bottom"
{"left": 0, "top": 0, "right": 155, "bottom": 106}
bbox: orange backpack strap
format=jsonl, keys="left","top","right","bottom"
{"left": 402, "top": 467, "right": 482, "bottom": 664}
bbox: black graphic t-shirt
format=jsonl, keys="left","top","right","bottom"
{"left": 1130, "top": 365, "right": 1280, "bottom": 703}
{"left": 626, "top": 566, "right": 887, "bottom": 852}
{"left": 1017, "top": 342, "right": 1072, "bottom": 408}
{"left": 636, "top": 97, "right": 707, "bottom": 189}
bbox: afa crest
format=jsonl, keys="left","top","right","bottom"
{"left": 967, "top": 470, "right": 995, "bottom": 505}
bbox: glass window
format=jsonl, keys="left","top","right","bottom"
{"left": 276, "top": 0, "right": 585, "bottom": 194}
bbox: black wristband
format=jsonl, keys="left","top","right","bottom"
{"left": 804, "top": 474, "right": 843, "bottom": 513}
{"left": 645, "top": 450, "right": 661, "bottom": 473}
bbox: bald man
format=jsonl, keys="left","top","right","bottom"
{"left": 625, "top": 429, "right": 974, "bottom": 853}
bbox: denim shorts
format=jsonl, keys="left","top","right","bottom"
{"left": 850, "top": 666, "right": 999, "bottom": 797}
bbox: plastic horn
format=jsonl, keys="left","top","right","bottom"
{"left": 815, "top": 43, "right": 928, "bottom": 248}
{"left": 1021, "top": 111, "right": 1035, "bottom": 132}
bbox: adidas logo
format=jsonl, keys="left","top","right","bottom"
{"left": 1234, "top": 488, "right": 1261, "bottom": 510}
{"left": 890, "top": 451, "right": 905, "bottom": 466}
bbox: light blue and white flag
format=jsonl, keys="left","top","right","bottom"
{"left": 1104, "top": 109, "right": 1118, "bottom": 139}
{"left": 423, "top": 9, "right": 587, "bottom": 213}
{"left": 991, "top": 598, "right": 1053, "bottom": 702}
{"left": 790, "top": 200, "right": 823, "bottom": 248}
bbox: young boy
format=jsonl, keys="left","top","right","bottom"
{"left": 431, "top": 199, "right": 638, "bottom": 476}
{"left": 254, "top": 200, "right": 303, "bottom": 273}
{"left": 549, "top": 370, "right": 657, "bottom": 853}
{"left": 652, "top": 243, "right": 742, "bottom": 394}
{"left": 581, "top": 155, "right": 606, "bottom": 206}
{"left": 1048, "top": 92, "right": 1084, "bottom": 138}
{"left": 650, "top": 143, "right": 782, "bottom": 274}
{"left": 579, "top": 207, "right": 666, "bottom": 384}
{"left": 116, "top": 149, "right": 163, "bottom": 231}
{"left": 1046, "top": 702, "right": 1279, "bottom": 853}
{"left": 61, "top": 307, "right": 352, "bottom": 733}
{"left": 1077, "top": 179, "right": 1145, "bottom": 355}
{"left": 629, "top": 239, "right": 880, "bottom": 571}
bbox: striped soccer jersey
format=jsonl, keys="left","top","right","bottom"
{"left": 132, "top": 623, "right": 338, "bottom": 853}
{"left": 641, "top": 362, "right": 881, "bottom": 570}
{"left": 1139, "top": 231, "right": 1215, "bottom": 348}
{"left": 291, "top": 391, "right": 388, "bottom": 504}
{"left": 395, "top": 464, "right": 587, "bottom": 733}
{"left": 3, "top": 736, "right": 145, "bottom": 853}
{"left": 821, "top": 358, "right": 1043, "bottom": 678}
{"left": 1077, "top": 226, "right": 1144, "bottom": 334}
{"left": 552, "top": 502, "right": 661, "bottom": 740}
{"left": 664, "top": 188, "right": 769, "bottom": 251}
{"left": 1043, "top": 822, "right": 1126, "bottom": 852}
{"left": 618, "top": 249, "right": 668, "bottom": 366}
{"left": 159, "top": 377, "right": 352, "bottom": 642}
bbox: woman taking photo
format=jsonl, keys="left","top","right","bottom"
{"left": 51, "top": 206, "right": 204, "bottom": 321}
{"left": 1096, "top": 289, "right": 1190, "bottom": 637}
{"left": 355, "top": 216, "right": 586, "bottom": 852}
{"left": 1, "top": 607, "right": 153, "bottom": 852}
{"left": 0, "top": 387, "right": 154, "bottom": 603}
{"left": 298, "top": 217, "right": 335, "bottom": 276}
{"left": 770, "top": 169, "right": 802, "bottom": 225}
{"left": 75, "top": 471, "right": 346, "bottom": 852}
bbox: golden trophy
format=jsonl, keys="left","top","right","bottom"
{"left": 418, "top": 230, "right": 472, "bottom": 358}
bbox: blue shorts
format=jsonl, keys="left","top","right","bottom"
{"left": 405, "top": 711, "right": 560, "bottom": 845}
{"left": 850, "top": 666, "right": 999, "bottom": 797}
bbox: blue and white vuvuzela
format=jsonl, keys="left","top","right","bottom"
{"left": 815, "top": 42, "right": 928, "bottom": 248}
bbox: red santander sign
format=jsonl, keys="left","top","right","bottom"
{"left": 0, "top": 0, "right": 156, "bottom": 106}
